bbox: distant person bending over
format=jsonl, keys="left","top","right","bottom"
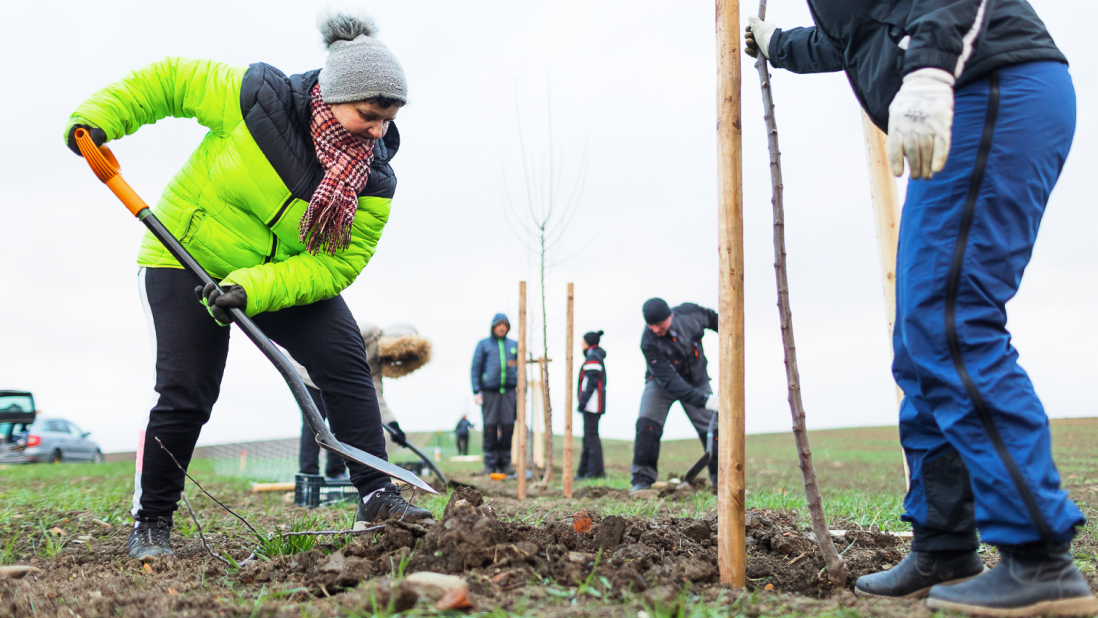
{"left": 63, "top": 10, "right": 432, "bottom": 562}
{"left": 745, "top": 2, "right": 1094, "bottom": 616}
{"left": 575, "top": 330, "right": 607, "bottom": 480}
{"left": 454, "top": 415, "right": 474, "bottom": 456}
{"left": 470, "top": 314, "right": 519, "bottom": 474}
{"left": 631, "top": 299, "right": 719, "bottom": 492}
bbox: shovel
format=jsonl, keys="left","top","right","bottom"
{"left": 73, "top": 128, "right": 437, "bottom": 495}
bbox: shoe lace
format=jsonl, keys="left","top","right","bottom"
{"left": 137, "top": 519, "right": 170, "bottom": 547}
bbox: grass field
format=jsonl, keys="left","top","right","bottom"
{"left": 1, "top": 418, "right": 1096, "bottom": 617}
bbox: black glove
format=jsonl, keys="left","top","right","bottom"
{"left": 66, "top": 124, "right": 107, "bottom": 157}
{"left": 387, "top": 421, "right": 408, "bottom": 447}
{"left": 194, "top": 282, "right": 247, "bottom": 325}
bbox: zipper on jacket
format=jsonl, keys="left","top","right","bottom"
{"left": 497, "top": 338, "right": 507, "bottom": 394}
{"left": 264, "top": 196, "right": 295, "bottom": 263}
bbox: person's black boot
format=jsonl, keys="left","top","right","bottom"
{"left": 855, "top": 549, "right": 985, "bottom": 598}
{"left": 127, "top": 517, "right": 174, "bottom": 562}
{"left": 630, "top": 480, "right": 653, "bottom": 492}
{"left": 354, "top": 484, "right": 433, "bottom": 528}
{"left": 927, "top": 543, "right": 1098, "bottom": 617}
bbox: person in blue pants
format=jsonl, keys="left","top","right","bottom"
{"left": 748, "top": 2, "right": 1095, "bottom": 615}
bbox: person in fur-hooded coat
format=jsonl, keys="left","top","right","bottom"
{"left": 64, "top": 9, "right": 431, "bottom": 562}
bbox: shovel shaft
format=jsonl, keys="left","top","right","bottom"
{"left": 74, "top": 133, "right": 436, "bottom": 494}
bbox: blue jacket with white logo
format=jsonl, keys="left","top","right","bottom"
{"left": 471, "top": 313, "right": 519, "bottom": 394}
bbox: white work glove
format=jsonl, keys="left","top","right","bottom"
{"left": 887, "top": 68, "right": 955, "bottom": 180}
{"left": 705, "top": 393, "right": 720, "bottom": 412}
{"left": 745, "top": 16, "right": 777, "bottom": 60}
{"left": 474, "top": 393, "right": 483, "bottom": 406}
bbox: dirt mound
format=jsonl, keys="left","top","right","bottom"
{"left": 0, "top": 491, "right": 907, "bottom": 616}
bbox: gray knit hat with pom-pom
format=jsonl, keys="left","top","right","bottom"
{"left": 317, "top": 9, "right": 407, "bottom": 104}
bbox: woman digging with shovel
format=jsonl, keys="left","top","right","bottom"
{"left": 63, "top": 10, "right": 431, "bottom": 562}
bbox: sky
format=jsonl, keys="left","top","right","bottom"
{"left": 0, "top": 1, "right": 1094, "bottom": 454}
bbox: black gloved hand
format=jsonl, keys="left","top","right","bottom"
{"left": 66, "top": 124, "right": 107, "bottom": 157}
{"left": 194, "top": 282, "right": 247, "bottom": 325}
{"left": 387, "top": 421, "right": 408, "bottom": 447}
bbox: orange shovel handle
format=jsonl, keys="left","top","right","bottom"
{"left": 73, "top": 128, "right": 148, "bottom": 217}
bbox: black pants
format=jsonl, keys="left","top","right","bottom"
{"left": 133, "top": 268, "right": 388, "bottom": 523}
{"left": 456, "top": 434, "right": 469, "bottom": 456}
{"left": 482, "top": 424, "right": 514, "bottom": 472}
{"left": 576, "top": 412, "right": 604, "bottom": 478}
{"left": 298, "top": 386, "right": 348, "bottom": 478}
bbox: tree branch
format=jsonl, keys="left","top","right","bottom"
{"left": 755, "top": 0, "right": 847, "bottom": 588}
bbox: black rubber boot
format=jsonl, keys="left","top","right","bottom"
{"left": 927, "top": 543, "right": 1098, "bottom": 617}
{"left": 855, "top": 549, "right": 985, "bottom": 599}
{"left": 127, "top": 517, "right": 174, "bottom": 562}
{"left": 354, "top": 484, "right": 433, "bottom": 527}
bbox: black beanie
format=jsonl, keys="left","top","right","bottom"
{"left": 583, "top": 330, "right": 603, "bottom": 346}
{"left": 643, "top": 298, "right": 672, "bottom": 324}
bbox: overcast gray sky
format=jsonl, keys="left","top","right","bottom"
{"left": 0, "top": 1, "right": 1093, "bottom": 454}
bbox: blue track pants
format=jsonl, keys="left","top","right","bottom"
{"left": 894, "top": 61, "right": 1083, "bottom": 549}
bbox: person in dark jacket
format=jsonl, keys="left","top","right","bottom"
{"left": 575, "top": 330, "right": 607, "bottom": 480}
{"left": 470, "top": 314, "right": 519, "bottom": 473}
{"left": 454, "top": 415, "right": 474, "bottom": 456}
{"left": 747, "top": 3, "right": 1092, "bottom": 615}
{"left": 631, "top": 299, "right": 720, "bottom": 492}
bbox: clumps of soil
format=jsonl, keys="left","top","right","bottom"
{"left": 745, "top": 510, "right": 904, "bottom": 597}
{"left": 0, "top": 490, "right": 908, "bottom": 617}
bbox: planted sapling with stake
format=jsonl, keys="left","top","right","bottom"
{"left": 752, "top": 0, "right": 848, "bottom": 587}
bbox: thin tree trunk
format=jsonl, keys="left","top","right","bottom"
{"left": 755, "top": 0, "right": 847, "bottom": 587}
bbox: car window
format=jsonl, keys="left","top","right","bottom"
{"left": 68, "top": 422, "right": 84, "bottom": 436}
{"left": 45, "top": 420, "right": 69, "bottom": 433}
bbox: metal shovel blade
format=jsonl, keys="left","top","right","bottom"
{"left": 317, "top": 436, "right": 438, "bottom": 494}
{"left": 683, "top": 451, "right": 712, "bottom": 484}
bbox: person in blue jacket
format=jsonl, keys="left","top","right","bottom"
{"left": 575, "top": 330, "right": 607, "bottom": 480}
{"left": 470, "top": 314, "right": 519, "bottom": 474}
{"left": 747, "top": 2, "right": 1093, "bottom": 615}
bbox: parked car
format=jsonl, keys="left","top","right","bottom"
{"left": 0, "top": 391, "right": 103, "bottom": 464}
{"left": 0, "top": 390, "right": 36, "bottom": 464}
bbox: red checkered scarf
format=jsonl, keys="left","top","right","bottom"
{"left": 300, "top": 84, "right": 375, "bottom": 254}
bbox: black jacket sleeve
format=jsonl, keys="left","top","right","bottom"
{"left": 577, "top": 368, "right": 600, "bottom": 410}
{"left": 904, "top": 0, "right": 984, "bottom": 76}
{"left": 642, "top": 342, "right": 710, "bottom": 409}
{"left": 704, "top": 306, "right": 719, "bottom": 332}
{"left": 768, "top": 26, "right": 845, "bottom": 74}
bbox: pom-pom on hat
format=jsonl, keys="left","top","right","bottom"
{"left": 317, "top": 8, "right": 408, "bottom": 104}
{"left": 583, "top": 331, "right": 604, "bottom": 346}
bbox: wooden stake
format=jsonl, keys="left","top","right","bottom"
{"left": 539, "top": 356, "right": 554, "bottom": 487}
{"left": 715, "top": 0, "right": 746, "bottom": 588}
{"left": 754, "top": 0, "right": 847, "bottom": 587}
{"left": 563, "top": 283, "right": 575, "bottom": 499}
{"left": 532, "top": 375, "right": 544, "bottom": 468}
{"left": 861, "top": 111, "right": 910, "bottom": 488}
{"left": 516, "top": 281, "right": 528, "bottom": 500}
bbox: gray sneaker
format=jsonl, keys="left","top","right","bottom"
{"left": 354, "top": 484, "right": 432, "bottom": 528}
{"left": 127, "top": 517, "right": 174, "bottom": 562}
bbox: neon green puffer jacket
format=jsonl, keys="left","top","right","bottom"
{"left": 64, "top": 57, "right": 398, "bottom": 316}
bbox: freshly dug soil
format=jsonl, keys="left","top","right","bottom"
{"left": 0, "top": 489, "right": 911, "bottom": 617}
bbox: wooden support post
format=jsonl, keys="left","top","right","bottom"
{"left": 861, "top": 111, "right": 910, "bottom": 488}
{"left": 516, "top": 281, "right": 528, "bottom": 500}
{"left": 532, "top": 375, "right": 544, "bottom": 468}
{"left": 563, "top": 283, "right": 575, "bottom": 499}
{"left": 539, "top": 356, "right": 553, "bottom": 487}
{"left": 715, "top": 0, "right": 746, "bottom": 588}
